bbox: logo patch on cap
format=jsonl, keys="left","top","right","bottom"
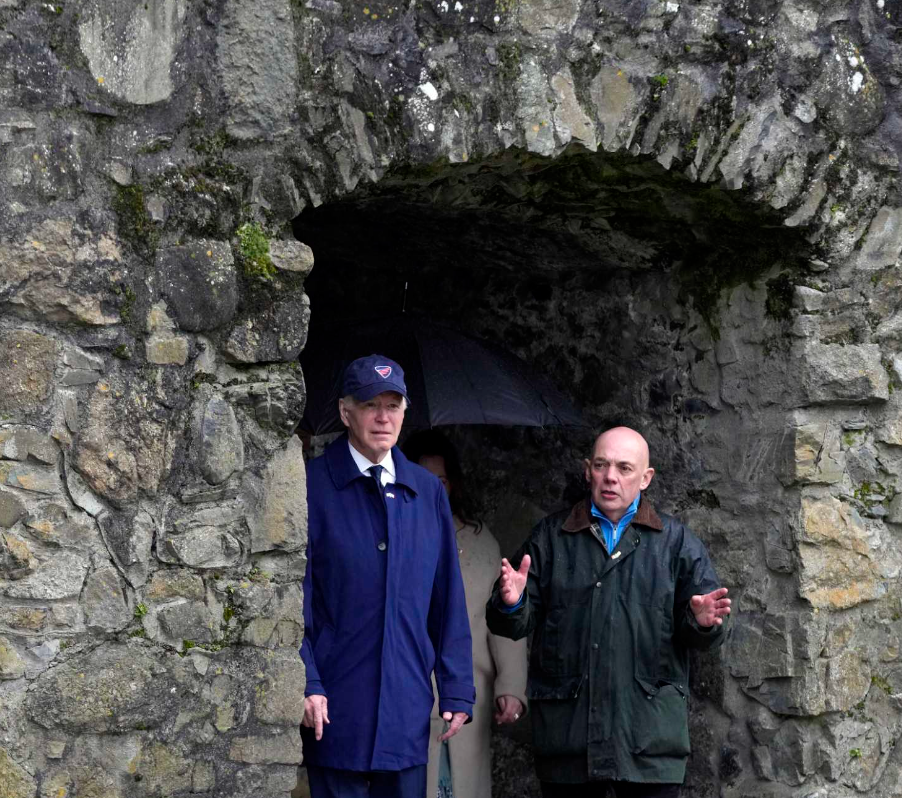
{"left": 375, "top": 366, "right": 393, "bottom": 379}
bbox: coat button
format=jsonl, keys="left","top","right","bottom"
{"left": 377, "top": 541, "right": 387, "bottom": 551}
{"left": 592, "top": 643, "right": 599, "bottom": 650}
{"left": 595, "top": 581, "right": 602, "bottom": 588}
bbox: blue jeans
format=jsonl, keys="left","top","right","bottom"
{"left": 307, "top": 764, "right": 427, "bottom": 798}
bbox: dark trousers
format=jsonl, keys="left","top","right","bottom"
{"left": 306, "top": 764, "right": 426, "bottom": 798}
{"left": 541, "top": 781, "right": 680, "bottom": 798}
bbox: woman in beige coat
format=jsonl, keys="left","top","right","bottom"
{"left": 404, "top": 432, "right": 528, "bottom": 798}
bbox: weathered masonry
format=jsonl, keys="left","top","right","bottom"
{"left": 3, "top": 1, "right": 902, "bottom": 797}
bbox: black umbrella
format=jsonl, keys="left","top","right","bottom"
{"left": 299, "top": 315, "right": 588, "bottom": 434}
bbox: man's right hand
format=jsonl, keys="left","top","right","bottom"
{"left": 499, "top": 555, "right": 531, "bottom": 606}
{"left": 302, "top": 695, "right": 330, "bottom": 740}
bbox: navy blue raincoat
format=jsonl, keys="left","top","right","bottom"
{"left": 300, "top": 435, "right": 475, "bottom": 771}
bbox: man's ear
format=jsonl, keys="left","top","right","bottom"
{"left": 641, "top": 467, "right": 655, "bottom": 490}
{"left": 583, "top": 458, "right": 592, "bottom": 482}
{"left": 338, "top": 399, "right": 350, "bottom": 428}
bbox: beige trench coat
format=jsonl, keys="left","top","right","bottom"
{"left": 426, "top": 520, "right": 528, "bottom": 798}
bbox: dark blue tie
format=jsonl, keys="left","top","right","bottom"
{"left": 368, "top": 465, "right": 388, "bottom": 552}
{"left": 368, "top": 465, "right": 384, "bottom": 486}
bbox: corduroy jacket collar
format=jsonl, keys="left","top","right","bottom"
{"left": 561, "top": 494, "right": 663, "bottom": 533}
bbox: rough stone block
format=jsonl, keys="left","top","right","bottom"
{"left": 0, "top": 427, "right": 58, "bottom": 464}
{"left": 0, "top": 606, "right": 48, "bottom": 631}
{"left": 269, "top": 240, "right": 314, "bottom": 276}
{"left": 0, "top": 636, "right": 25, "bottom": 680}
{"left": 798, "top": 541, "right": 884, "bottom": 610}
{"left": 77, "top": 0, "right": 188, "bottom": 105}
{"left": 133, "top": 743, "right": 193, "bottom": 795}
{"left": 789, "top": 422, "right": 844, "bottom": 485}
{"left": 217, "top": 0, "right": 298, "bottom": 140}
{"left": 803, "top": 344, "right": 889, "bottom": 405}
{"left": 0, "top": 489, "right": 26, "bottom": 528}
{"left": 60, "top": 347, "right": 105, "bottom": 387}
{"left": 161, "top": 527, "right": 242, "bottom": 569}
{"left": 228, "top": 729, "right": 302, "bottom": 765}
{"left": 25, "top": 644, "right": 185, "bottom": 732}
{"left": 0, "top": 220, "right": 119, "bottom": 326}
{"left": 0, "top": 462, "right": 60, "bottom": 495}
{"left": 0, "top": 531, "right": 37, "bottom": 579}
{"left": 157, "top": 241, "right": 238, "bottom": 332}
{"left": 199, "top": 396, "right": 244, "bottom": 485}
{"left": 0, "top": 330, "right": 57, "bottom": 415}
{"left": 64, "top": 463, "right": 106, "bottom": 517}
{"left": 254, "top": 436, "right": 306, "bottom": 553}
{"left": 97, "top": 509, "right": 153, "bottom": 588}
{"left": 83, "top": 566, "right": 130, "bottom": 632}
{"left": 254, "top": 657, "right": 305, "bottom": 725}
{"left": 0, "top": 747, "right": 35, "bottom": 798}
{"left": 824, "top": 650, "right": 871, "bottom": 712}
{"left": 146, "top": 569, "right": 205, "bottom": 602}
{"left": 157, "top": 601, "right": 217, "bottom": 643}
{"left": 3, "top": 550, "right": 89, "bottom": 600}
{"left": 222, "top": 295, "right": 311, "bottom": 364}
{"left": 857, "top": 206, "right": 902, "bottom": 270}
{"left": 73, "top": 434, "right": 138, "bottom": 510}
{"left": 192, "top": 760, "right": 215, "bottom": 792}
{"left": 146, "top": 335, "right": 190, "bottom": 365}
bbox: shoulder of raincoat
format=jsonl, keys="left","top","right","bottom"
{"left": 300, "top": 434, "right": 475, "bottom": 772}
{"left": 486, "top": 495, "right": 726, "bottom": 785}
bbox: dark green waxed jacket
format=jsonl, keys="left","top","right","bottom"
{"left": 486, "top": 497, "right": 726, "bottom": 786}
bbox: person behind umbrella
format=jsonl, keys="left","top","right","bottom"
{"left": 300, "top": 354, "right": 475, "bottom": 798}
{"left": 403, "top": 430, "right": 528, "bottom": 798}
{"left": 486, "top": 426, "right": 731, "bottom": 798}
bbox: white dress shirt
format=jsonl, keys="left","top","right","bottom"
{"left": 347, "top": 441, "right": 396, "bottom": 486}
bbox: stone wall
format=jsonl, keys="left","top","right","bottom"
{"left": 5, "top": 0, "right": 902, "bottom": 796}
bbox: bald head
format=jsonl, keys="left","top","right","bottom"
{"left": 584, "top": 426, "right": 655, "bottom": 523}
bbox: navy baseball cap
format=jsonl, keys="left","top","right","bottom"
{"left": 341, "top": 354, "right": 410, "bottom": 403}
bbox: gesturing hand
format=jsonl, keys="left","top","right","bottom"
{"left": 690, "top": 587, "right": 731, "bottom": 627}
{"left": 438, "top": 711, "right": 469, "bottom": 742}
{"left": 302, "top": 694, "right": 330, "bottom": 740}
{"left": 499, "top": 555, "right": 531, "bottom": 606}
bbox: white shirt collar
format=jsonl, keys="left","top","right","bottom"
{"left": 347, "top": 440, "right": 396, "bottom": 485}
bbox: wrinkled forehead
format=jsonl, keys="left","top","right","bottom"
{"left": 591, "top": 430, "right": 650, "bottom": 468}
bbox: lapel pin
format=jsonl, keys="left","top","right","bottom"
{"left": 612, "top": 551, "right": 622, "bottom": 560}
{"left": 386, "top": 492, "right": 396, "bottom": 499}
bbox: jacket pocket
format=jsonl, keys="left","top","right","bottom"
{"left": 630, "top": 675, "right": 690, "bottom": 757}
{"left": 528, "top": 673, "right": 586, "bottom": 757}
{"left": 527, "top": 672, "right": 584, "bottom": 701}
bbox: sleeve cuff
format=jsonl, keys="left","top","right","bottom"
{"left": 438, "top": 698, "right": 474, "bottom": 717}
{"left": 497, "top": 594, "right": 525, "bottom": 614}
{"left": 304, "top": 681, "right": 327, "bottom": 698}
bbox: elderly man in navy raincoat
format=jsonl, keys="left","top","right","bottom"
{"left": 300, "top": 354, "right": 475, "bottom": 798}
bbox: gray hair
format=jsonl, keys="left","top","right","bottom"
{"left": 340, "top": 394, "right": 408, "bottom": 411}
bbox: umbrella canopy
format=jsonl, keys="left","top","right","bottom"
{"left": 299, "top": 315, "right": 588, "bottom": 434}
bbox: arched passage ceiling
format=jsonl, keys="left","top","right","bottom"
{"left": 294, "top": 146, "right": 810, "bottom": 326}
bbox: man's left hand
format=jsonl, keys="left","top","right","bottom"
{"left": 438, "top": 711, "right": 469, "bottom": 742}
{"left": 493, "top": 695, "right": 524, "bottom": 725}
{"left": 690, "top": 587, "right": 731, "bottom": 627}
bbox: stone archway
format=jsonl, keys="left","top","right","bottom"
{"left": 3, "top": 0, "right": 902, "bottom": 797}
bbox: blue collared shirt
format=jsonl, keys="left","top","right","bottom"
{"left": 500, "top": 494, "right": 643, "bottom": 614}
{"left": 591, "top": 492, "right": 641, "bottom": 553}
